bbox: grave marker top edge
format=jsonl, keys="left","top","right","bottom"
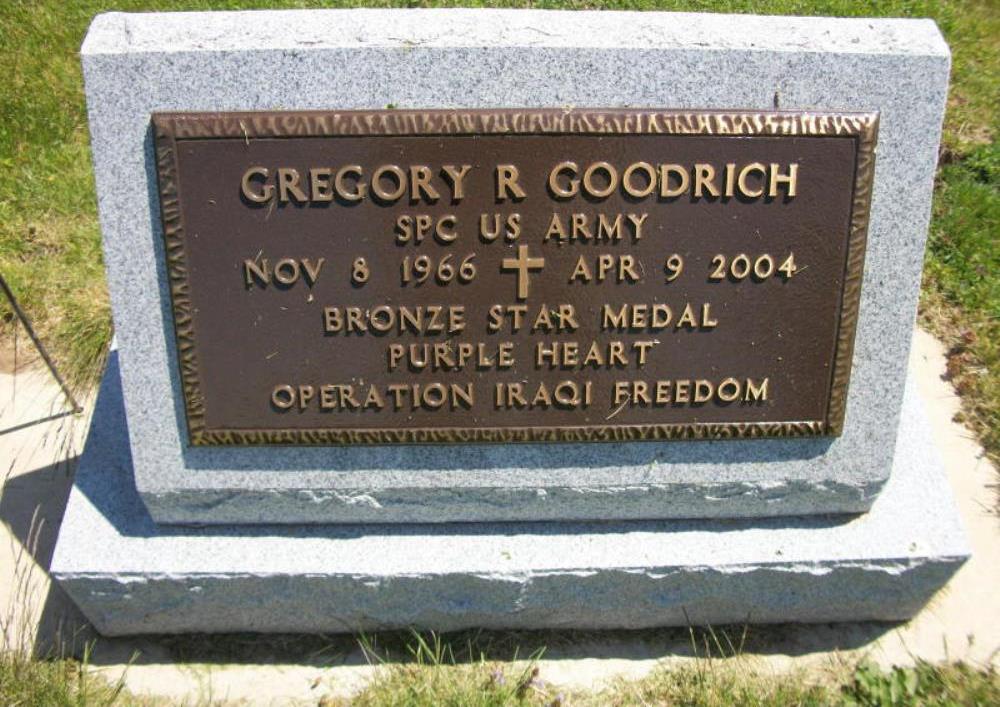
{"left": 82, "top": 9, "right": 950, "bottom": 58}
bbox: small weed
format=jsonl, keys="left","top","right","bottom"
{"left": 844, "top": 659, "right": 1000, "bottom": 706}
{"left": 348, "top": 630, "right": 552, "bottom": 706}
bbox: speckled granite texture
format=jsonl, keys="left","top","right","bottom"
{"left": 80, "top": 10, "right": 951, "bottom": 524}
{"left": 51, "top": 351, "right": 968, "bottom": 634}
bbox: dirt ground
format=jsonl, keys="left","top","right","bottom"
{"left": 1, "top": 328, "right": 997, "bottom": 705}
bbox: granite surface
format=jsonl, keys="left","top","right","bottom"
{"left": 50, "top": 351, "right": 969, "bottom": 634}
{"left": 80, "top": 10, "right": 951, "bottom": 524}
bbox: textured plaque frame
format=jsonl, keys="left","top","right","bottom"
{"left": 152, "top": 108, "right": 878, "bottom": 446}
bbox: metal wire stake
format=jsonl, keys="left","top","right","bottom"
{"left": 0, "top": 271, "right": 82, "bottom": 414}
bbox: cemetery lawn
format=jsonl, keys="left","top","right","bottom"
{"left": 348, "top": 654, "right": 999, "bottom": 706}
{"left": 2, "top": 0, "right": 997, "bottom": 461}
{"left": 3, "top": 632, "right": 1000, "bottom": 705}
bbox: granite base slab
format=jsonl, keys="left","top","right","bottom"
{"left": 50, "top": 353, "right": 968, "bottom": 635}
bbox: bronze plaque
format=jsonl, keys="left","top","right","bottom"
{"left": 153, "top": 109, "right": 877, "bottom": 446}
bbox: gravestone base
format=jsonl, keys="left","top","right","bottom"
{"left": 51, "top": 352, "right": 968, "bottom": 636}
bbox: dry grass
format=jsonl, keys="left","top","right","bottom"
{"left": 322, "top": 630, "right": 1000, "bottom": 706}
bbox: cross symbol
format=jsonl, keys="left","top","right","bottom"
{"left": 501, "top": 245, "right": 546, "bottom": 300}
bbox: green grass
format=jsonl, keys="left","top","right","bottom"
{"left": 4, "top": 645, "right": 996, "bottom": 706}
{"left": 607, "top": 659, "right": 1000, "bottom": 706}
{"left": 4, "top": 627, "right": 1000, "bottom": 706}
{"left": 0, "top": 648, "right": 132, "bottom": 706}
{"left": 922, "top": 139, "right": 1000, "bottom": 463}
{"left": 333, "top": 631, "right": 1000, "bottom": 706}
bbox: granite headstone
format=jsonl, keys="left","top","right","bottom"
{"left": 51, "top": 9, "right": 968, "bottom": 635}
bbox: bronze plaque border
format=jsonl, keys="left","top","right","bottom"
{"left": 152, "top": 108, "right": 878, "bottom": 446}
